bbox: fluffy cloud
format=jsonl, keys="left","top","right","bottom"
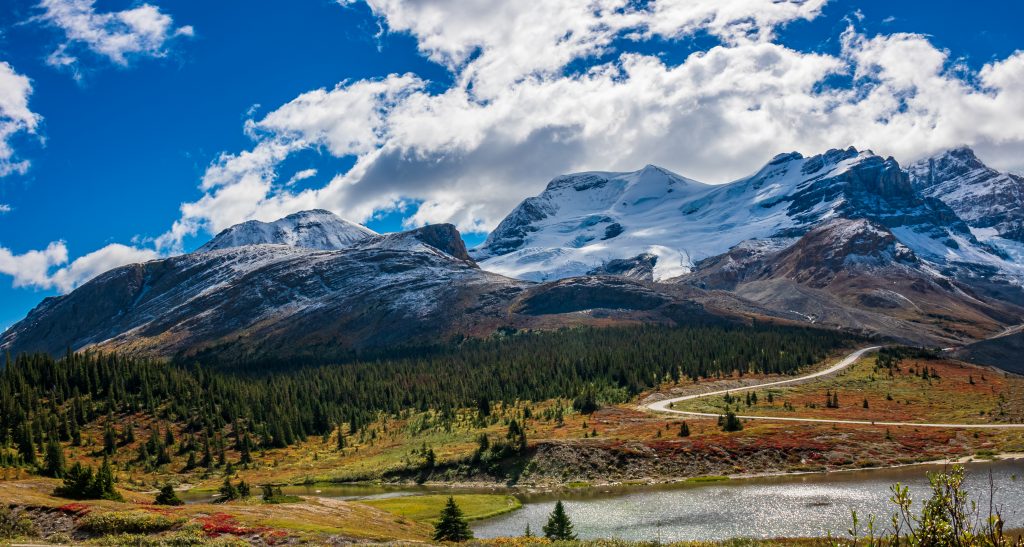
{"left": 0, "top": 241, "right": 156, "bottom": 292}
{"left": 159, "top": 0, "right": 1024, "bottom": 249}
{"left": 286, "top": 168, "right": 318, "bottom": 186}
{"left": 7, "top": 0, "right": 1018, "bottom": 292}
{"left": 0, "top": 62, "right": 40, "bottom": 177}
{"left": 0, "top": 241, "right": 67, "bottom": 289}
{"left": 351, "top": 0, "right": 826, "bottom": 97}
{"left": 47, "top": 243, "right": 158, "bottom": 292}
{"left": 643, "top": 0, "right": 826, "bottom": 44}
{"left": 35, "top": 0, "right": 193, "bottom": 69}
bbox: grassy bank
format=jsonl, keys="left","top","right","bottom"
{"left": 364, "top": 493, "right": 522, "bottom": 523}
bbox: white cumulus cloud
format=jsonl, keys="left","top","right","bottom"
{"left": 12, "top": 0, "right": 1024, "bottom": 293}
{"left": 154, "top": 0, "right": 1024, "bottom": 248}
{"left": 0, "top": 241, "right": 157, "bottom": 292}
{"left": 35, "top": 0, "right": 193, "bottom": 69}
{"left": 0, "top": 62, "right": 40, "bottom": 177}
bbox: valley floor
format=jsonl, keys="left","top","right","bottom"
{"left": 2, "top": 348, "right": 1023, "bottom": 544}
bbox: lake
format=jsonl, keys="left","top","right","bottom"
{"left": 472, "top": 461, "right": 1024, "bottom": 541}
{"left": 180, "top": 460, "right": 1024, "bottom": 541}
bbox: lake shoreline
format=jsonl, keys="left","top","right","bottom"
{"left": 285, "top": 450, "right": 1024, "bottom": 497}
{"left": 175, "top": 451, "right": 1024, "bottom": 504}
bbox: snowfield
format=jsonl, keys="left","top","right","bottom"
{"left": 475, "top": 147, "right": 1021, "bottom": 284}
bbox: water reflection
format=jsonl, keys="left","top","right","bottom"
{"left": 473, "top": 462, "right": 1024, "bottom": 541}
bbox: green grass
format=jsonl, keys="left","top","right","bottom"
{"left": 362, "top": 494, "right": 521, "bottom": 524}
{"left": 686, "top": 475, "right": 729, "bottom": 483}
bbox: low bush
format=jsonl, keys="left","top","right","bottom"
{"left": 80, "top": 511, "right": 183, "bottom": 535}
{"left": 0, "top": 505, "right": 38, "bottom": 539}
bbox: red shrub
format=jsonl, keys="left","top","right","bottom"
{"left": 57, "top": 503, "right": 90, "bottom": 515}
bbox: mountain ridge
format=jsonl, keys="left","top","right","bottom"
{"left": 474, "top": 146, "right": 1018, "bottom": 287}
{"left": 4, "top": 145, "right": 1023, "bottom": 362}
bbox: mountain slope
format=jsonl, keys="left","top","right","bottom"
{"left": 476, "top": 148, "right": 1016, "bottom": 284}
{"left": 681, "top": 218, "right": 1023, "bottom": 345}
{"left": 954, "top": 330, "right": 1024, "bottom": 374}
{"left": 0, "top": 223, "right": 516, "bottom": 361}
{"left": 1, "top": 212, "right": 792, "bottom": 362}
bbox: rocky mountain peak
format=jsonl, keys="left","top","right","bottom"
{"left": 197, "top": 209, "right": 377, "bottom": 253}
{"left": 908, "top": 147, "right": 1024, "bottom": 243}
{"left": 356, "top": 223, "right": 476, "bottom": 265}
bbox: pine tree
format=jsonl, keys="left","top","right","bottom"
{"left": 218, "top": 477, "right": 238, "bottom": 502}
{"left": 71, "top": 419, "right": 82, "bottom": 447}
{"left": 433, "top": 496, "right": 473, "bottom": 542}
{"left": 155, "top": 484, "right": 184, "bottom": 506}
{"left": 103, "top": 422, "right": 117, "bottom": 456}
{"left": 721, "top": 411, "right": 743, "bottom": 432}
{"left": 678, "top": 422, "right": 690, "bottom": 437}
{"left": 123, "top": 421, "right": 136, "bottom": 444}
{"left": 94, "top": 457, "right": 122, "bottom": 501}
{"left": 239, "top": 433, "right": 253, "bottom": 464}
{"left": 336, "top": 425, "right": 346, "bottom": 451}
{"left": 17, "top": 422, "right": 37, "bottom": 466}
{"left": 201, "top": 439, "right": 213, "bottom": 468}
{"left": 507, "top": 419, "right": 527, "bottom": 452}
{"left": 43, "top": 438, "right": 66, "bottom": 478}
{"left": 54, "top": 462, "right": 93, "bottom": 499}
{"left": 543, "top": 500, "right": 576, "bottom": 540}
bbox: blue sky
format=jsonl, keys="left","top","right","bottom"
{"left": 1, "top": 0, "right": 1023, "bottom": 330}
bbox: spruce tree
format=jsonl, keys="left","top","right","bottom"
{"left": 239, "top": 434, "right": 253, "bottom": 465}
{"left": 43, "top": 438, "right": 66, "bottom": 478}
{"left": 93, "top": 457, "right": 123, "bottom": 501}
{"left": 17, "top": 422, "right": 36, "bottom": 466}
{"left": 543, "top": 500, "right": 576, "bottom": 540}
{"left": 678, "top": 422, "right": 690, "bottom": 437}
{"left": 155, "top": 484, "right": 184, "bottom": 506}
{"left": 336, "top": 425, "right": 346, "bottom": 451}
{"left": 54, "top": 462, "right": 93, "bottom": 499}
{"left": 103, "top": 422, "right": 117, "bottom": 456}
{"left": 218, "top": 477, "right": 238, "bottom": 502}
{"left": 433, "top": 496, "right": 473, "bottom": 542}
{"left": 721, "top": 411, "right": 743, "bottom": 432}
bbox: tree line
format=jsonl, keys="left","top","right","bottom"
{"left": 1, "top": 324, "right": 847, "bottom": 468}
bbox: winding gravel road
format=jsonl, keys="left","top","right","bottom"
{"left": 645, "top": 346, "right": 1024, "bottom": 429}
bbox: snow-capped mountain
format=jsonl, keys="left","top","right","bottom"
{"left": 6, "top": 145, "right": 1024, "bottom": 361}
{"left": 476, "top": 147, "right": 1017, "bottom": 283}
{"left": 197, "top": 209, "right": 377, "bottom": 252}
{"left": 475, "top": 165, "right": 711, "bottom": 280}
{"left": 1, "top": 211, "right": 773, "bottom": 362}
{"left": 0, "top": 220, "right": 503, "bottom": 360}
{"left": 909, "top": 147, "right": 1024, "bottom": 254}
